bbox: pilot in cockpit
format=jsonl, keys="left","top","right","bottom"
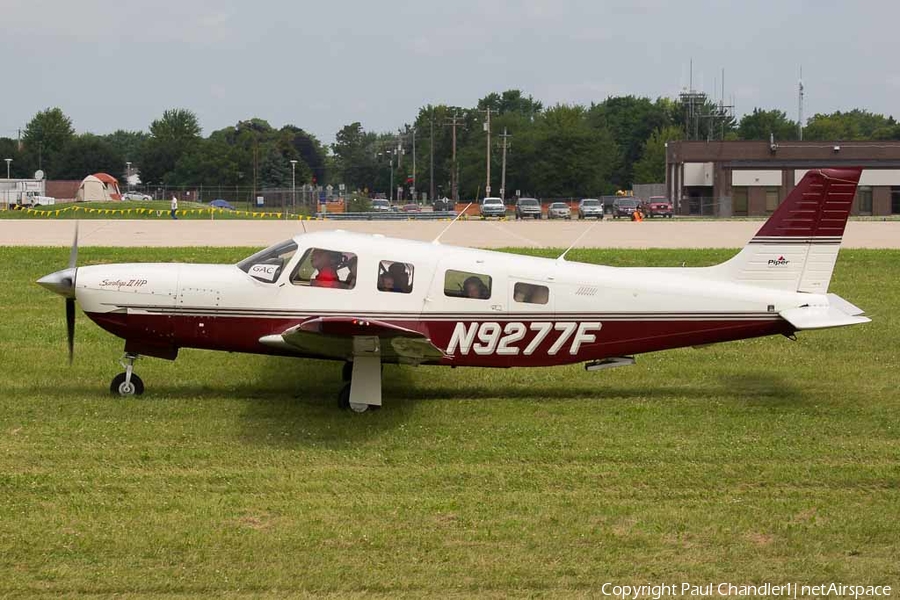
{"left": 310, "top": 249, "right": 342, "bottom": 288}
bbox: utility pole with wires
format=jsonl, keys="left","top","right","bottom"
{"left": 429, "top": 111, "right": 435, "bottom": 203}
{"left": 444, "top": 113, "right": 462, "bottom": 202}
{"left": 498, "top": 127, "right": 511, "bottom": 201}
{"left": 481, "top": 107, "right": 492, "bottom": 196}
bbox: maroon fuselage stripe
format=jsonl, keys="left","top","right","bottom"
{"left": 87, "top": 312, "right": 792, "bottom": 368}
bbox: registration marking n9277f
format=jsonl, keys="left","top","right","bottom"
{"left": 446, "top": 322, "right": 602, "bottom": 356}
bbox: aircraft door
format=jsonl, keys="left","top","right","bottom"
{"left": 428, "top": 257, "right": 507, "bottom": 316}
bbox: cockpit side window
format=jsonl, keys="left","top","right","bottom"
{"left": 237, "top": 240, "right": 298, "bottom": 283}
{"left": 290, "top": 247, "right": 357, "bottom": 289}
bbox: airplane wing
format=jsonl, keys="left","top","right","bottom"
{"left": 259, "top": 317, "right": 447, "bottom": 364}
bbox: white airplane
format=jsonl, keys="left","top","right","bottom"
{"left": 38, "top": 168, "right": 869, "bottom": 412}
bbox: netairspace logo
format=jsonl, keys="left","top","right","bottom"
{"left": 599, "top": 582, "right": 892, "bottom": 599}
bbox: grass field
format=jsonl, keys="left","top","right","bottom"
{"left": 1, "top": 247, "right": 897, "bottom": 598}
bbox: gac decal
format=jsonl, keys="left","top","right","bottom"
{"left": 447, "top": 321, "right": 602, "bottom": 356}
{"left": 767, "top": 255, "right": 790, "bottom": 266}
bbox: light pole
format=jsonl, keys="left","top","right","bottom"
{"left": 125, "top": 161, "right": 131, "bottom": 192}
{"left": 290, "top": 160, "right": 297, "bottom": 216}
{"left": 4, "top": 158, "right": 11, "bottom": 179}
{"left": 390, "top": 154, "right": 395, "bottom": 203}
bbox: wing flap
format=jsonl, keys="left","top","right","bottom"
{"left": 259, "top": 317, "right": 447, "bottom": 363}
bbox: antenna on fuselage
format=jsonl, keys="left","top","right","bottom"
{"left": 556, "top": 218, "right": 603, "bottom": 263}
{"left": 432, "top": 202, "right": 473, "bottom": 245}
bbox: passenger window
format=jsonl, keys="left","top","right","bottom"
{"left": 291, "top": 247, "right": 357, "bottom": 289}
{"left": 444, "top": 269, "right": 492, "bottom": 299}
{"left": 377, "top": 260, "right": 414, "bottom": 294}
{"left": 513, "top": 282, "right": 549, "bottom": 305}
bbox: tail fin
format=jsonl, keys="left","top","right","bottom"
{"left": 712, "top": 167, "right": 862, "bottom": 292}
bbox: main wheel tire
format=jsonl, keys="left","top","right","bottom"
{"left": 342, "top": 361, "right": 353, "bottom": 382}
{"left": 110, "top": 372, "right": 144, "bottom": 396}
{"left": 337, "top": 382, "right": 351, "bottom": 410}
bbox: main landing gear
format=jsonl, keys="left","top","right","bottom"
{"left": 337, "top": 337, "right": 384, "bottom": 413}
{"left": 110, "top": 352, "right": 144, "bottom": 396}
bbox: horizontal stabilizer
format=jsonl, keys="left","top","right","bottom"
{"left": 780, "top": 304, "right": 870, "bottom": 331}
{"left": 826, "top": 292, "right": 865, "bottom": 316}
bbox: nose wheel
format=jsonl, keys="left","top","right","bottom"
{"left": 110, "top": 353, "right": 144, "bottom": 397}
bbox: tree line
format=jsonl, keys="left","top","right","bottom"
{"left": 2, "top": 91, "right": 898, "bottom": 199}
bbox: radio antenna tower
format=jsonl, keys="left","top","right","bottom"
{"left": 798, "top": 66, "right": 805, "bottom": 141}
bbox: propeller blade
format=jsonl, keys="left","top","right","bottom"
{"left": 68, "top": 222, "right": 79, "bottom": 269}
{"left": 66, "top": 297, "right": 75, "bottom": 365}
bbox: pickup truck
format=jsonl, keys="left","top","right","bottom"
{"left": 480, "top": 197, "right": 507, "bottom": 219}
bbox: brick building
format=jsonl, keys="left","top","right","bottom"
{"left": 665, "top": 140, "right": 900, "bottom": 216}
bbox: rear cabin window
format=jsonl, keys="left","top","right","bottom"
{"left": 513, "top": 282, "right": 549, "bottom": 304}
{"left": 444, "top": 270, "right": 492, "bottom": 300}
{"left": 377, "top": 260, "right": 414, "bottom": 294}
{"left": 290, "top": 248, "right": 357, "bottom": 289}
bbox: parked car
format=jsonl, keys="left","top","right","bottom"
{"left": 578, "top": 198, "right": 604, "bottom": 220}
{"left": 644, "top": 198, "right": 674, "bottom": 219}
{"left": 122, "top": 192, "right": 152, "bottom": 201}
{"left": 612, "top": 198, "right": 642, "bottom": 219}
{"left": 646, "top": 197, "right": 673, "bottom": 218}
{"left": 401, "top": 203, "right": 421, "bottom": 212}
{"left": 480, "top": 197, "right": 506, "bottom": 219}
{"left": 209, "top": 199, "right": 235, "bottom": 210}
{"left": 515, "top": 197, "right": 542, "bottom": 219}
{"left": 548, "top": 202, "right": 571, "bottom": 220}
{"left": 372, "top": 199, "right": 391, "bottom": 212}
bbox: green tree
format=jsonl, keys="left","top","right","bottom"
{"left": 587, "top": 96, "right": 672, "bottom": 187}
{"left": 529, "top": 104, "right": 619, "bottom": 197}
{"left": 21, "top": 107, "right": 75, "bottom": 177}
{"left": 149, "top": 109, "right": 202, "bottom": 143}
{"left": 804, "top": 110, "right": 900, "bottom": 140}
{"left": 0, "top": 138, "right": 26, "bottom": 178}
{"left": 737, "top": 108, "right": 798, "bottom": 141}
{"left": 140, "top": 109, "right": 202, "bottom": 185}
{"left": 54, "top": 135, "right": 126, "bottom": 180}
{"left": 280, "top": 125, "right": 325, "bottom": 184}
{"left": 102, "top": 130, "right": 149, "bottom": 164}
{"left": 333, "top": 122, "right": 380, "bottom": 191}
{"left": 477, "top": 89, "right": 543, "bottom": 120}
{"left": 633, "top": 125, "right": 683, "bottom": 184}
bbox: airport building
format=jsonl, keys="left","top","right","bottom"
{"left": 665, "top": 140, "right": 900, "bottom": 216}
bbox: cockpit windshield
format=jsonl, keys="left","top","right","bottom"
{"left": 237, "top": 240, "right": 298, "bottom": 283}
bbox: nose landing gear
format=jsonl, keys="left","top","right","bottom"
{"left": 110, "top": 353, "right": 144, "bottom": 396}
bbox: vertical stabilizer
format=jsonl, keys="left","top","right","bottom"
{"left": 712, "top": 168, "right": 862, "bottom": 292}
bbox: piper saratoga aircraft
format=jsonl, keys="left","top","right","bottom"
{"left": 38, "top": 168, "right": 869, "bottom": 412}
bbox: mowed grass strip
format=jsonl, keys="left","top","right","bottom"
{"left": 0, "top": 201, "right": 300, "bottom": 220}
{"left": 0, "top": 247, "right": 897, "bottom": 597}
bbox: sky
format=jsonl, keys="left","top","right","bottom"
{"left": 2, "top": 0, "right": 899, "bottom": 144}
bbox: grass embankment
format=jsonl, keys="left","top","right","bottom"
{"left": 0, "top": 201, "right": 312, "bottom": 220}
{"left": 0, "top": 247, "right": 897, "bottom": 597}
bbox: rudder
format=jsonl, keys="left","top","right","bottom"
{"left": 712, "top": 168, "right": 862, "bottom": 292}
